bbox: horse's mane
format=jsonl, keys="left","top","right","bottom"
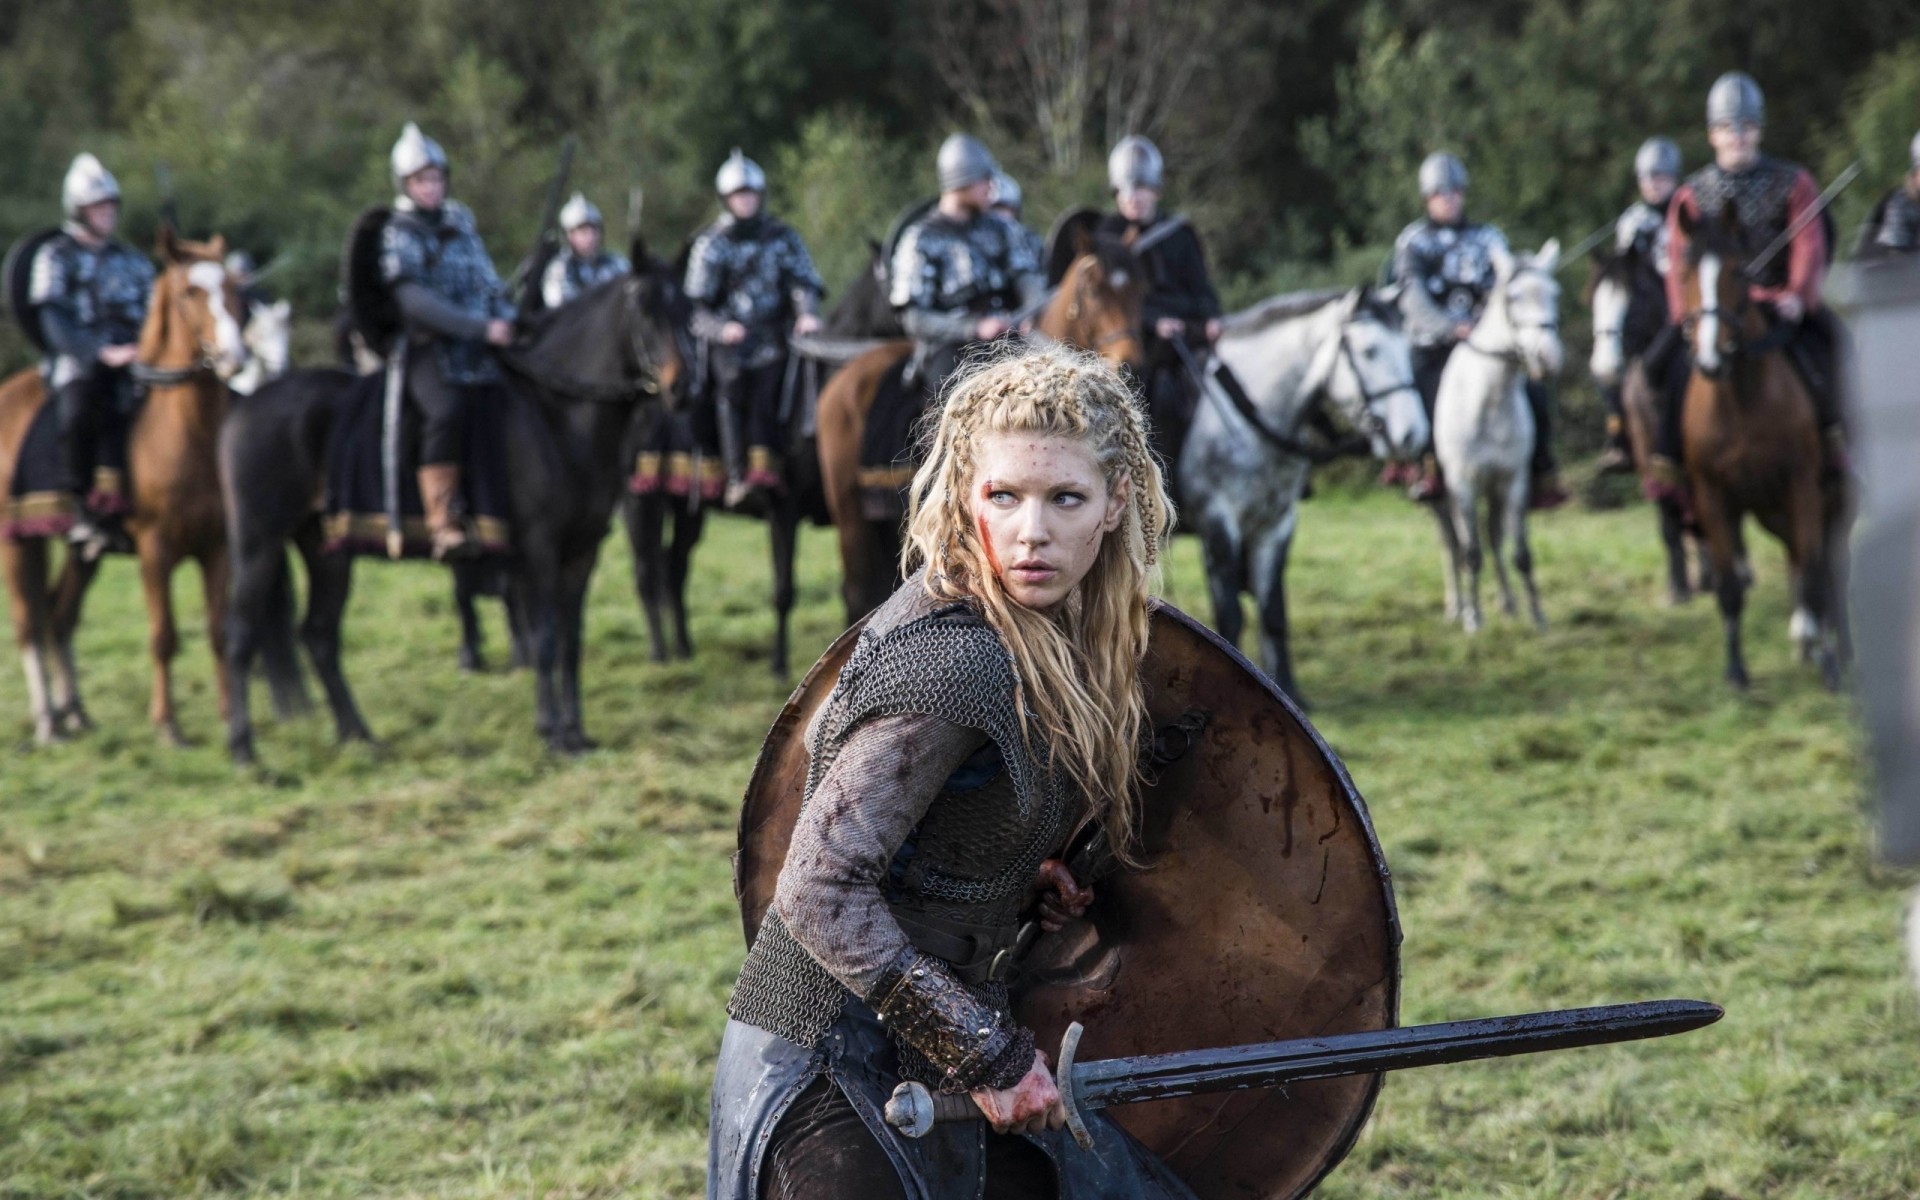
{"left": 1221, "top": 286, "right": 1348, "bottom": 336}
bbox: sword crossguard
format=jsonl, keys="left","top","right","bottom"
{"left": 882, "top": 1021, "right": 1095, "bottom": 1151}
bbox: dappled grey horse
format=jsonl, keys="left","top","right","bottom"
{"left": 1430, "top": 241, "right": 1563, "bottom": 633}
{"left": 1179, "top": 284, "right": 1428, "bottom": 702}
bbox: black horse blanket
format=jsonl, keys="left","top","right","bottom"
{"left": 3, "top": 384, "right": 133, "bottom": 541}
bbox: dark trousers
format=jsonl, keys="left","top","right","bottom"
{"left": 55, "top": 363, "right": 130, "bottom": 499}
{"left": 1143, "top": 355, "right": 1198, "bottom": 476}
{"left": 715, "top": 355, "right": 788, "bottom": 479}
{"left": 1411, "top": 343, "right": 1556, "bottom": 474}
{"left": 760, "top": 1077, "right": 1056, "bottom": 1200}
{"left": 406, "top": 349, "right": 469, "bottom": 467}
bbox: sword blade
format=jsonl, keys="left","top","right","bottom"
{"left": 1078, "top": 999, "right": 1722, "bottom": 1109}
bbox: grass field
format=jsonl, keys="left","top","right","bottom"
{"left": 2, "top": 490, "right": 1912, "bottom": 1199}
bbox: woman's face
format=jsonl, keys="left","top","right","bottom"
{"left": 969, "top": 431, "right": 1127, "bottom": 611}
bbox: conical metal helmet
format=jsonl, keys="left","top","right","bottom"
{"left": 1706, "top": 72, "right": 1764, "bottom": 128}
{"left": 559, "top": 191, "right": 603, "bottom": 231}
{"left": 1418, "top": 151, "right": 1469, "bottom": 197}
{"left": 1107, "top": 135, "right": 1164, "bottom": 192}
{"left": 61, "top": 153, "right": 121, "bottom": 218}
{"left": 715, "top": 148, "right": 767, "bottom": 197}
{"left": 990, "top": 169, "right": 1023, "bottom": 212}
{"left": 390, "top": 122, "right": 450, "bottom": 190}
{"left": 1634, "top": 136, "right": 1682, "bottom": 180}
{"left": 936, "top": 133, "right": 996, "bottom": 192}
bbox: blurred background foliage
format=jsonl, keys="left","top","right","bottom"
{"left": 1, "top": 0, "right": 1918, "bottom": 373}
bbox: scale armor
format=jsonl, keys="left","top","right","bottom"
{"left": 728, "top": 587, "right": 1077, "bottom": 1090}
{"left": 28, "top": 232, "right": 154, "bottom": 386}
{"left": 60, "top": 154, "right": 120, "bottom": 218}
{"left": 1615, "top": 200, "right": 1672, "bottom": 274}
{"left": 380, "top": 198, "right": 513, "bottom": 383}
{"left": 1392, "top": 217, "right": 1510, "bottom": 344}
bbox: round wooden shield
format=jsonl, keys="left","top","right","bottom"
{"left": 340, "top": 206, "right": 401, "bottom": 356}
{"left": 734, "top": 601, "right": 1401, "bottom": 1200}
{"left": 2, "top": 229, "right": 62, "bottom": 354}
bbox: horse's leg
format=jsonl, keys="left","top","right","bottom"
{"left": 1448, "top": 488, "right": 1484, "bottom": 634}
{"left": 1198, "top": 511, "right": 1246, "bottom": 652}
{"left": 5, "top": 540, "right": 59, "bottom": 745}
{"left": 224, "top": 540, "right": 280, "bottom": 765}
{"left": 1426, "top": 498, "right": 1463, "bottom": 623}
{"left": 556, "top": 556, "right": 596, "bottom": 753}
{"left": 134, "top": 531, "right": 187, "bottom": 746}
{"left": 1508, "top": 477, "right": 1546, "bottom": 630}
{"left": 1659, "top": 501, "right": 1692, "bottom": 605}
{"left": 297, "top": 534, "right": 373, "bottom": 743}
{"left": 48, "top": 545, "right": 101, "bottom": 734}
{"left": 769, "top": 504, "right": 799, "bottom": 679}
{"left": 518, "top": 549, "right": 563, "bottom": 749}
{"left": 454, "top": 562, "right": 486, "bottom": 673}
{"left": 1248, "top": 522, "right": 1304, "bottom": 705}
{"left": 1693, "top": 486, "right": 1749, "bottom": 690}
{"left": 199, "top": 545, "right": 234, "bottom": 723}
{"left": 1783, "top": 476, "right": 1840, "bottom": 690}
{"left": 626, "top": 495, "right": 670, "bottom": 664}
{"left": 1486, "top": 486, "right": 1517, "bottom": 618}
{"left": 670, "top": 500, "right": 702, "bottom": 660}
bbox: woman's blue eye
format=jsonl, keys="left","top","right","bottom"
{"left": 1054, "top": 492, "right": 1085, "bottom": 507}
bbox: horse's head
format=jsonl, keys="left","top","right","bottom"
{"left": 1494, "top": 240, "right": 1564, "bottom": 382}
{"left": 622, "top": 266, "right": 688, "bottom": 406}
{"left": 1313, "top": 283, "right": 1427, "bottom": 461}
{"left": 1586, "top": 249, "right": 1632, "bottom": 387}
{"left": 1041, "top": 232, "right": 1147, "bottom": 371}
{"left": 146, "top": 227, "right": 250, "bottom": 381}
{"left": 1677, "top": 201, "right": 1752, "bottom": 379}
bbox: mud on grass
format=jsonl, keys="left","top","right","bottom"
{"left": 2, "top": 496, "right": 1912, "bottom": 1197}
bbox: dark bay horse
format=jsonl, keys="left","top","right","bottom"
{"left": 816, "top": 239, "right": 1147, "bottom": 625}
{"left": 1587, "top": 242, "right": 1711, "bottom": 605}
{"left": 219, "top": 266, "right": 684, "bottom": 761}
{"left": 620, "top": 243, "right": 899, "bottom": 678}
{"left": 1, "top": 230, "right": 265, "bottom": 745}
{"left": 1673, "top": 205, "right": 1848, "bottom": 690}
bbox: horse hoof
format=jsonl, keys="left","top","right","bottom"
{"left": 33, "top": 725, "right": 65, "bottom": 748}
{"left": 1726, "top": 669, "right": 1751, "bottom": 692}
{"left": 158, "top": 724, "right": 191, "bottom": 749}
{"left": 58, "top": 708, "right": 94, "bottom": 736}
{"left": 230, "top": 739, "right": 257, "bottom": 767}
{"left": 458, "top": 650, "right": 486, "bottom": 674}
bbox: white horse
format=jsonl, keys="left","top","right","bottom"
{"left": 231, "top": 298, "right": 292, "bottom": 396}
{"left": 1179, "top": 284, "right": 1428, "bottom": 701}
{"left": 1430, "top": 241, "right": 1563, "bottom": 633}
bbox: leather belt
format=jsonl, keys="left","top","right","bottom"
{"left": 890, "top": 908, "right": 1026, "bottom": 986}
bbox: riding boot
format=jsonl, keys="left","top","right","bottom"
{"left": 418, "top": 463, "right": 475, "bottom": 561}
{"left": 1408, "top": 454, "right": 1444, "bottom": 503}
{"left": 1595, "top": 386, "right": 1633, "bottom": 475}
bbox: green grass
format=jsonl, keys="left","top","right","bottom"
{"left": 1, "top": 492, "right": 1912, "bottom": 1198}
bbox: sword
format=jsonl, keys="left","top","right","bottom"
{"left": 885, "top": 998, "right": 1722, "bottom": 1150}
{"left": 509, "top": 135, "right": 578, "bottom": 312}
{"left": 1557, "top": 217, "right": 1620, "bottom": 272}
{"left": 381, "top": 340, "right": 408, "bottom": 559}
{"left": 1745, "top": 160, "right": 1861, "bottom": 281}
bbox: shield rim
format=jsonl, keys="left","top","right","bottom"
{"left": 3, "top": 228, "right": 66, "bottom": 354}
{"left": 732, "top": 598, "right": 1402, "bottom": 1199}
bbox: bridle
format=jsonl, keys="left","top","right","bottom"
{"left": 1061, "top": 261, "right": 1143, "bottom": 354}
{"left": 1329, "top": 322, "right": 1416, "bottom": 442}
{"left": 1463, "top": 273, "right": 1559, "bottom": 366}
{"left": 132, "top": 264, "right": 244, "bottom": 388}
{"left": 1196, "top": 313, "right": 1413, "bottom": 461}
{"left": 1682, "top": 255, "right": 1791, "bottom": 363}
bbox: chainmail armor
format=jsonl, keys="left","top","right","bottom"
{"left": 380, "top": 198, "right": 514, "bottom": 384}
{"left": 728, "top": 584, "right": 1074, "bottom": 1090}
{"left": 28, "top": 232, "right": 154, "bottom": 387}
{"left": 541, "top": 249, "right": 630, "bottom": 309}
{"left": 1684, "top": 158, "right": 1799, "bottom": 288}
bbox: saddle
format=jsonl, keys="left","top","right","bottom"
{"left": 856, "top": 355, "right": 924, "bottom": 524}
{"left": 319, "top": 372, "right": 515, "bottom": 558}
{"left": 3, "top": 374, "right": 135, "bottom": 542}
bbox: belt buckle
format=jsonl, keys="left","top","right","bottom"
{"left": 986, "top": 946, "right": 1013, "bottom": 983}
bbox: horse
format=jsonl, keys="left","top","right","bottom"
{"left": 219, "top": 262, "right": 684, "bottom": 762}
{"left": 815, "top": 237, "right": 1148, "bottom": 625}
{"left": 0, "top": 229, "right": 256, "bottom": 745}
{"left": 232, "top": 298, "right": 292, "bottom": 396}
{"left": 1671, "top": 204, "right": 1847, "bottom": 690}
{"left": 1429, "top": 241, "right": 1564, "bottom": 634}
{"left": 1588, "top": 243, "right": 1710, "bottom": 605}
{"left": 1178, "top": 284, "right": 1427, "bottom": 702}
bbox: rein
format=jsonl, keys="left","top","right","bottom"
{"left": 1187, "top": 320, "right": 1404, "bottom": 463}
{"left": 131, "top": 360, "right": 214, "bottom": 388}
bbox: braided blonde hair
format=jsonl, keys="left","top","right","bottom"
{"left": 903, "top": 344, "right": 1174, "bottom": 861}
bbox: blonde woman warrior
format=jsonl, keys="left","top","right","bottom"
{"left": 709, "top": 345, "right": 1188, "bottom": 1199}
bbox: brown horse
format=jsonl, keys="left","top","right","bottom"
{"left": 0, "top": 230, "right": 251, "bottom": 744}
{"left": 1673, "top": 205, "right": 1848, "bottom": 690}
{"left": 817, "top": 242, "right": 1147, "bottom": 622}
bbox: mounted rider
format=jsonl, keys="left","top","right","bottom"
{"left": 1095, "top": 135, "right": 1221, "bottom": 471}
{"left": 684, "top": 148, "right": 824, "bottom": 511}
{"left": 541, "top": 192, "right": 631, "bottom": 309}
{"left": 1661, "top": 71, "right": 1844, "bottom": 479}
{"left": 889, "top": 134, "right": 1046, "bottom": 400}
{"left": 1595, "top": 136, "right": 1683, "bottom": 474}
{"left": 1392, "top": 150, "right": 1567, "bottom": 509}
{"left": 27, "top": 153, "right": 155, "bottom": 551}
{"left": 1857, "top": 130, "right": 1920, "bottom": 256}
{"left": 988, "top": 169, "right": 1045, "bottom": 266}
{"left": 379, "top": 121, "right": 516, "bottom": 560}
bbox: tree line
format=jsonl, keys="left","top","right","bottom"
{"left": 2, "top": 0, "right": 1918, "bottom": 373}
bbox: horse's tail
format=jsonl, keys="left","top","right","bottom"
{"left": 255, "top": 548, "right": 310, "bottom": 720}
